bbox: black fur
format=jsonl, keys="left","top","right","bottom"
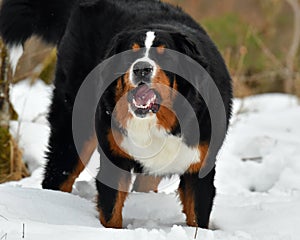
{"left": 0, "top": 0, "right": 77, "bottom": 45}
{"left": 0, "top": 0, "right": 232, "bottom": 228}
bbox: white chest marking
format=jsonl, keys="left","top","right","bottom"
{"left": 121, "top": 115, "right": 200, "bottom": 175}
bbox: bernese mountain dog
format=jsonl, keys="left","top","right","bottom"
{"left": 0, "top": 0, "right": 232, "bottom": 229}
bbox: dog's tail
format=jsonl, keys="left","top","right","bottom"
{"left": 0, "top": 0, "right": 77, "bottom": 46}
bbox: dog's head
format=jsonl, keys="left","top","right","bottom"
{"left": 101, "top": 29, "right": 208, "bottom": 133}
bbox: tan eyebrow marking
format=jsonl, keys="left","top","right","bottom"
{"left": 132, "top": 43, "right": 141, "bottom": 52}
{"left": 157, "top": 45, "right": 166, "bottom": 54}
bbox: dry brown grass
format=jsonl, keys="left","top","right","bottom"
{"left": 165, "top": 0, "right": 300, "bottom": 98}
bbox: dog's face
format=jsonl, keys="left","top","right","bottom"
{"left": 103, "top": 30, "right": 174, "bottom": 131}
{"left": 102, "top": 29, "right": 205, "bottom": 133}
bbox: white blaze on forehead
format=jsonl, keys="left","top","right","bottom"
{"left": 144, "top": 31, "right": 156, "bottom": 57}
{"left": 129, "top": 31, "right": 157, "bottom": 83}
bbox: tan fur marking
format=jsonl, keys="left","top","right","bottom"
{"left": 114, "top": 76, "right": 134, "bottom": 129}
{"left": 173, "top": 78, "right": 178, "bottom": 91}
{"left": 187, "top": 144, "right": 209, "bottom": 174}
{"left": 152, "top": 68, "right": 178, "bottom": 131}
{"left": 107, "top": 129, "right": 131, "bottom": 159}
{"left": 99, "top": 176, "right": 131, "bottom": 228}
{"left": 156, "top": 106, "right": 177, "bottom": 131}
{"left": 132, "top": 43, "right": 141, "bottom": 52}
{"left": 178, "top": 184, "right": 197, "bottom": 227}
{"left": 60, "top": 134, "right": 97, "bottom": 192}
{"left": 157, "top": 45, "right": 166, "bottom": 54}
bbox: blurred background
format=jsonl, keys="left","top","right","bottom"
{"left": 10, "top": 0, "right": 300, "bottom": 98}
{"left": 166, "top": 0, "right": 300, "bottom": 98}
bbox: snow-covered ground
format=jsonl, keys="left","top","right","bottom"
{"left": 1, "top": 80, "right": 300, "bottom": 240}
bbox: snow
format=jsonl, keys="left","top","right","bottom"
{"left": 1, "top": 80, "right": 300, "bottom": 240}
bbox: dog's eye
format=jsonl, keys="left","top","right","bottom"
{"left": 157, "top": 45, "right": 166, "bottom": 54}
{"left": 132, "top": 43, "right": 141, "bottom": 52}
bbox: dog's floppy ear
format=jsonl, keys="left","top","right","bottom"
{"left": 171, "top": 32, "right": 208, "bottom": 69}
{"left": 105, "top": 33, "right": 129, "bottom": 57}
{"left": 170, "top": 32, "right": 211, "bottom": 109}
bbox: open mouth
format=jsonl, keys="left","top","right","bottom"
{"left": 128, "top": 84, "right": 161, "bottom": 117}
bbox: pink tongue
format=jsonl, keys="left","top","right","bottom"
{"left": 134, "top": 85, "right": 155, "bottom": 106}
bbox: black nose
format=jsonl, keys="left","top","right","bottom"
{"left": 133, "top": 61, "right": 154, "bottom": 79}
